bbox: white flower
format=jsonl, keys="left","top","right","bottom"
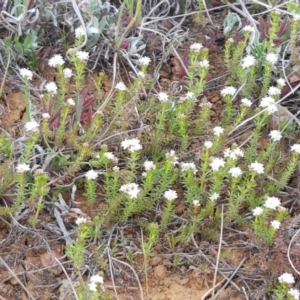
{"left": 193, "top": 200, "right": 200, "bottom": 206}
{"left": 67, "top": 98, "right": 75, "bottom": 106}
{"left": 293, "top": 14, "right": 300, "bottom": 21}
{"left": 16, "top": 163, "right": 30, "bottom": 173}
{"left": 115, "top": 82, "right": 127, "bottom": 91}
{"left": 137, "top": 71, "right": 145, "bottom": 78}
{"left": 269, "top": 130, "right": 282, "bottom": 142}
{"left": 204, "top": 141, "right": 213, "bottom": 149}
{"left": 266, "top": 104, "right": 278, "bottom": 114}
{"left": 243, "top": 25, "right": 254, "bottom": 32}
{"left": 165, "top": 150, "right": 179, "bottom": 165}
{"left": 259, "top": 96, "right": 275, "bottom": 108}
{"left": 144, "top": 160, "right": 156, "bottom": 171}
{"left": 264, "top": 196, "right": 281, "bottom": 210}
{"left": 228, "top": 167, "right": 243, "bottom": 178}
{"left": 85, "top": 170, "right": 98, "bottom": 180}
{"left": 25, "top": 121, "right": 39, "bottom": 132}
{"left": 288, "top": 288, "right": 300, "bottom": 300}
{"left": 249, "top": 161, "right": 264, "bottom": 174}
{"left": 119, "top": 183, "right": 141, "bottom": 198}
{"left": 76, "top": 51, "right": 89, "bottom": 61}
{"left": 88, "top": 281, "right": 97, "bottom": 292}
{"left": 180, "top": 162, "right": 197, "bottom": 174}
{"left": 199, "top": 59, "right": 210, "bottom": 68}
{"left": 104, "top": 152, "right": 116, "bottom": 161}
{"left": 42, "top": 113, "right": 50, "bottom": 119}
{"left": 121, "top": 138, "right": 142, "bottom": 152}
{"left": 20, "top": 68, "right": 33, "bottom": 80}
{"left": 252, "top": 207, "right": 264, "bottom": 216}
{"left": 45, "top": 82, "right": 58, "bottom": 94}
{"left": 75, "top": 26, "right": 85, "bottom": 38}
{"left": 63, "top": 68, "right": 73, "bottom": 78}
{"left": 213, "top": 126, "right": 224, "bottom": 136}
{"left": 241, "top": 54, "right": 256, "bottom": 69}
{"left": 185, "top": 92, "right": 195, "bottom": 100}
{"left": 224, "top": 148, "right": 244, "bottom": 160}
{"left": 241, "top": 98, "right": 252, "bottom": 107}
{"left": 90, "top": 274, "right": 104, "bottom": 284}
{"left": 139, "top": 56, "right": 151, "bottom": 66}
{"left": 209, "top": 157, "right": 225, "bottom": 171}
{"left": 157, "top": 92, "right": 169, "bottom": 103}
{"left": 48, "top": 54, "right": 65, "bottom": 67}
{"left": 220, "top": 86, "right": 236, "bottom": 97}
{"left": 271, "top": 220, "right": 281, "bottom": 230}
{"left": 190, "top": 43, "right": 203, "bottom": 52}
{"left": 278, "top": 273, "right": 295, "bottom": 285}
{"left": 291, "top": 144, "right": 300, "bottom": 154}
{"left": 268, "top": 86, "right": 281, "bottom": 96}
{"left": 209, "top": 193, "right": 219, "bottom": 201}
{"left": 266, "top": 53, "right": 279, "bottom": 64}
{"left": 277, "top": 78, "right": 286, "bottom": 87}
{"left": 163, "top": 189, "right": 178, "bottom": 201}
{"left": 76, "top": 216, "right": 88, "bottom": 225}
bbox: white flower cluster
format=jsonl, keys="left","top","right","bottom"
{"left": 163, "top": 189, "right": 178, "bottom": 201}
{"left": 223, "top": 148, "right": 244, "bottom": 160}
{"left": 241, "top": 54, "right": 256, "bottom": 69}
{"left": 76, "top": 51, "right": 89, "bottom": 61}
{"left": 121, "top": 138, "right": 142, "bottom": 152}
{"left": 264, "top": 196, "right": 281, "bottom": 210}
{"left": 25, "top": 121, "right": 39, "bottom": 132}
{"left": 88, "top": 274, "right": 104, "bottom": 292}
{"left": 180, "top": 162, "right": 197, "bottom": 174}
{"left": 228, "top": 167, "right": 243, "bottom": 178}
{"left": 209, "top": 193, "right": 219, "bottom": 201}
{"left": 241, "top": 98, "right": 252, "bottom": 107}
{"left": 143, "top": 160, "right": 156, "bottom": 172}
{"left": 209, "top": 157, "right": 225, "bottom": 171}
{"left": 199, "top": 59, "right": 210, "bottom": 68}
{"left": 139, "top": 56, "right": 151, "bottom": 66}
{"left": 278, "top": 272, "right": 295, "bottom": 285}
{"left": 75, "top": 26, "right": 85, "bottom": 38}
{"left": 190, "top": 43, "right": 203, "bottom": 52}
{"left": 259, "top": 96, "right": 278, "bottom": 115}
{"left": 48, "top": 54, "right": 65, "bottom": 68}
{"left": 166, "top": 150, "right": 179, "bottom": 165}
{"left": 85, "top": 170, "right": 98, "bottom": 180}
{"left": 119, "top": 183, "right": 141, "bottom": 198}
{"left": 75, "top": 216, "right": 88, "bottom": 225}
{"left": 221, "top": 86, "right": 236, "bottom": 97}
{"left": 266, "top": 52, "right": 279, "bottom": 64}
{"left": 269, "top": 130, "right": 282, "bottom": 142}
{"left": 115, "top": 82, "right": 127, "bottom": 91}
{"left": 249, "top": 161, "right": 264, "bottom": 174}
{"left": 63, "top": 68, "right": 73, "bottom": 78}
{"left": 157, "top": 92, "right": 169, "bottom": 103}
{"left": 45, "top": 82, "right": 58, "bottom": 94}
{"left": 213, "top": 126, "right": 224, "bottom": 137}
{"left": 20, "top": 68, "right": 33, "bottom": 80}
{"left": 16, "top": 163, "right": 30, "bottom": 173}
{"left": 104, "top": 152, "right": 118, "bottom": 163}
{"left": 291, "top": 144, "right": 300, "bottom": 154}
{"left": 288, "top": 288, "right": 300, "bottom": 300}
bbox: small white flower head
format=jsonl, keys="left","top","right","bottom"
{"left": 264, "top": 196, "right": 281, "bottom": 210}
{"left": 277, "top": 78, "right": 286, "bottom": 87}
{"left": 204, "top": 141, "right": 213, "bottom": 149}
{"left": 75, "top": 26, "right": 86, "bottom": 38}
{"left": 42, "top": 113, "right": 50, "bottom": 119}
{"left": 63, "top": 68, "right": 73, "bottom": 78}
{"left": 228, "top": 167, "right": 243, "bottom": 178}
{"left": 157, "top": 92, "right": 169, "bottom": 103}
{"left": 278, "top": 273, "right": 295, "bottom": 285}
{"left": 193, "top": 200, "right": 200, "bottom": 206}
{"left": 137, "top": 71, "right": 145, "bottom": 78}
{"left": 249, "top": 161, "right": 264, "bottom": 174}
{"left": 76, "top": 51, "right": 89, "bottom": 61}
{"left": 119, "top": 183, "right": 141, "bottom": 198}
{"left": 48, "top": 54, "right": 65, "bottom": 68}
{"left": 112, "top": 166, "right": 120, "bottom": 172}
{"left": 180, "top": 162, "right": 197, "bottom": 174}
{"left": 291, "top": 144, "right": 300, "bottom": 154}
{"left": 266, "top": 104, "right": 278, "bottom": 115}
{"left": 268, "top": 86, "right": 281, "bottom": 96}
{"left": 138, "top": 56, "right": 151, "bottom": 66}
{"left": 241, "top": 54, "right": 256, "bottom": 69}
{"left": 20, "top": 68, "right": 33, "bottom": 80}
{"left": 104, "top": 152, "right": 116, "bottom": 161}
{"left": 243, "top": 25, "right": 255, "bottom": 33}
{"left": 25, "top": 121, "right": 39, "bottom": 132}
{"left": 252, "top": 207, "right": 264, "bottom": 216}
{"left": 85, "top": 170, "right": 98, "bottom": 180}
{"left": 190, "top": 43, "right": 203, "bottom": 52}
{"left": 241, "top": 98, "right": 252, "bottom": 107}
{"left": 163, "top": 189, "right": 178, "bottom": 201}
{"left": 76, "top": 216, "right": 88, "bottom": 225}
{"left": 45, "top": 82, "right": 58, "bottom": 94}
{"left": 115, "top": 82, "right": 127, "bottom": 91}
{"left": 144, "top": 160, "right": 156, "bottom": 172}
{"left": 224, "top": 148, "right": 244, "bottom": 160}
{"left": 67, "top": 98, "right": 75, "bottom": 106}
{"left": 220, "top": 86, "right": 236, "bottom": 97}
{"left": 209, "top": 193, "right": 219, "bottom": 201}
{"left": 269, "top": 130, "right": 282, "bottom": 142}
{"left": 199, "top": 59, "right": 210, "bottom": 68}
{"left": 213, "top": 126, "right": 224, "bottom": 137}
{"left": 90, "top": 274, "right": 104, "bottom": 284}
{"left": 88, "top": 281, "right": 97, "bottom": 292}
{"left": 260, "top": 96, "right": 275, "bottom": 108}
{"left": 16, "top": 163, "right": 30, "bottom": 173}
{"left": 266, "top": 52, "right": 279, "bottom": 64}
{"left": 165, "top": 150, "right": 179, "bottom": 165}
{"left": 209, "top": 157, "right": 225, "bottom": 171}
{"left": 121, "top": 138, "right": 142, "bottom": 152}
{"left": 293, "top": 14, "right": 300, "bottom": 21}
{"left": 288, "top": 288, "right": 300, "bottom": 300}
{"left": 185, "top": 92, "right": 196, "bottom": 100}
{"left": 271, "top": 220, "right": 281, "bottom": 230}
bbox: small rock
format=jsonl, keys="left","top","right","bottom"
{"left": 150, "top": 256, "right": 163, "bottom": 267}
{"left": 210, "top": 96, "right": 220, "bottom": 103}
{"left": 153, "top": 265, "right": 167, "bottom": 279}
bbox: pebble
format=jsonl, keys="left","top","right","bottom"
{"left": 150, "top": 256, "right": 163, "bottom": 267}
{"left": 153, "top": 265, "right": 167, "bottom": 279}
